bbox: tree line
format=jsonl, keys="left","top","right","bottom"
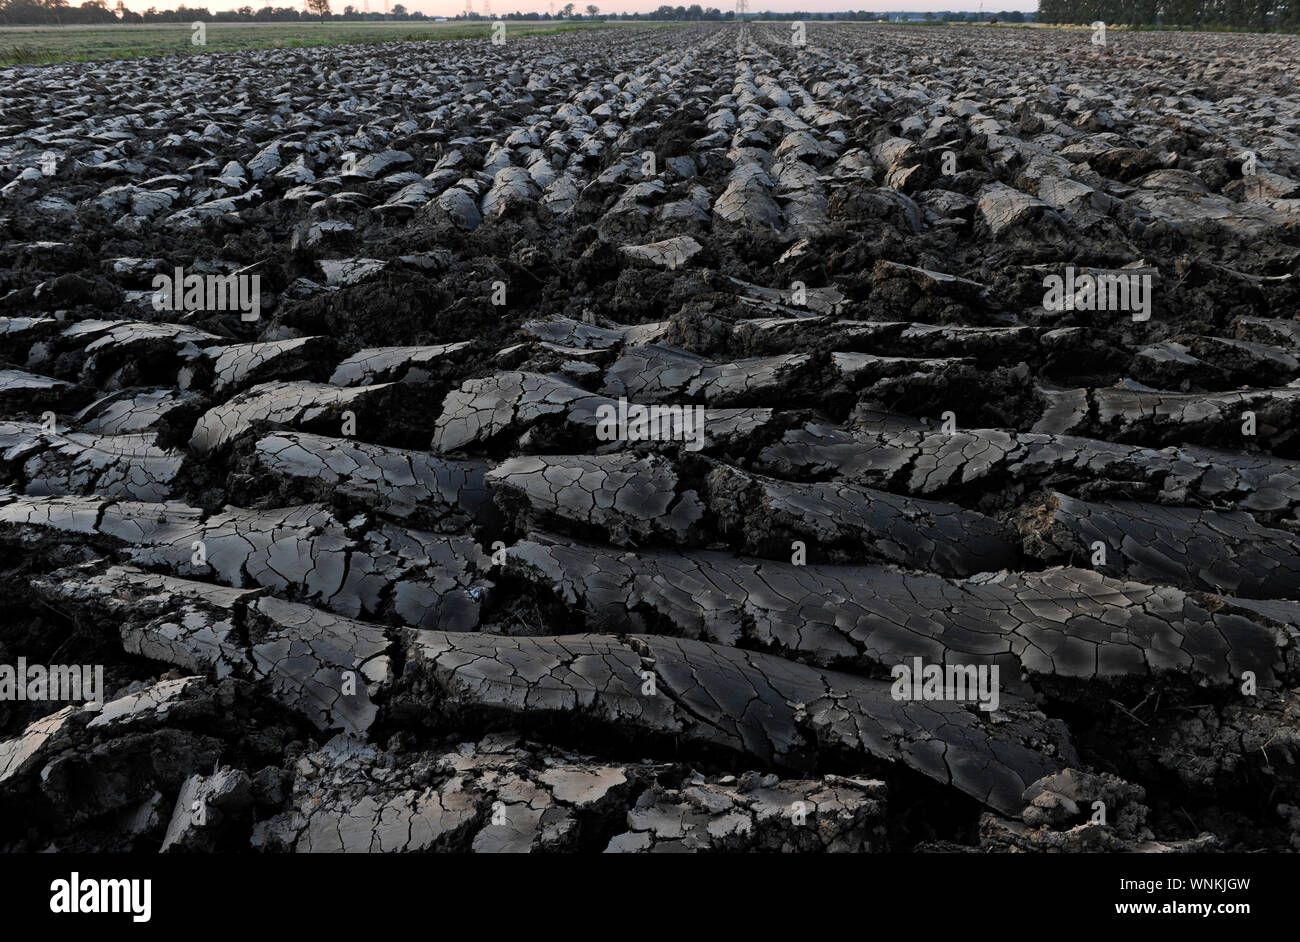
{"left": 0, "top": 2, "right": 1037, "bottom": 25}
{"left": 0, "top": 0, "right": 592, "bottom": 24}
{"left": 1038, "top": 0, "right": 1298, "bottom": 27}
{"left": 14, "top": 0, "right": 1286, "bottom": 30}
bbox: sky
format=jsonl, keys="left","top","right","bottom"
{"left": 123, "top": 2, "right": 1040, "bottom": 16}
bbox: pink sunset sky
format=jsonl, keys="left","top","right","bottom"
{"left": 118, "top": 2, "right": 1039, "bottom": 16}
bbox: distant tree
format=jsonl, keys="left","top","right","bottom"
{"left": 75, "top": 0, "right": 114, "bottom": 21}
{"left": 585, "top": 3, "right": 597, "bottom": 15}
{"left": 342, "top": 2, "right": 353, "bottom": 11}
{"left": 391, "top": 2, "right": 404, "bottom": 13}
{"left": 561, "top": 2, "right": 573, "bottom": 16}
{"left": 305, "top": 0, "right": 328, "bottom": 21}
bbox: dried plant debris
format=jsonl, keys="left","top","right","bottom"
{"left": 978, "top": 769, "right": 1219, "bottom": 853}
{"left": 2, "top": 21, "right": 1299, "bottom": 853}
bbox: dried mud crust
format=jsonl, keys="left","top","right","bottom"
{"left": 0, "top": 22, "right": 1298, "bottom": 853}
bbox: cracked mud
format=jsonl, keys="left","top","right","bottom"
{"left": 1, "top": 21, "right": 1298, "bottom": 854}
